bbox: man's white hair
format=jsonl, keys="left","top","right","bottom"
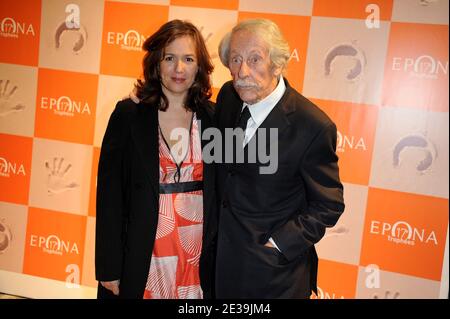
{"left": 219, "top": 19, "right": 290, "bottom": 72}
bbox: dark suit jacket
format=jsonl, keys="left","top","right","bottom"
{"left": 215, "top": 79, "right": 345, "bottom": 299}
{"left": 95, "top": 98, "right": 217, "bottom": 299}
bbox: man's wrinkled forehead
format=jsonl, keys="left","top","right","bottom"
{"left": 229, "top": 29, "right": 269, "bottom": 56}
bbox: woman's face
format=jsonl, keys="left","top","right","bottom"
{"left": 160, "top": 35, "right": 198, "bottom": 100}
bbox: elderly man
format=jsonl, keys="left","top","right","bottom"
{"left": 214, "top": 19, "right": 345, "bottom": 299}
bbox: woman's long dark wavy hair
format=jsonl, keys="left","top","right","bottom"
{"left": 135, "top": 20, "right": 214, "bottom": 112}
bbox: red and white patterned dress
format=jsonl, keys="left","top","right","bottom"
{"left": 143, "top": 114, "right": 204, "bottom": 299}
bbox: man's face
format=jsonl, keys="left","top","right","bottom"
{"left": 228, "top": 29, "right": 282, "bottom": 105}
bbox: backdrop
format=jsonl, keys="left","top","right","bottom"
{"left": 0, "top": 0, "right": 448, "bottom": 299}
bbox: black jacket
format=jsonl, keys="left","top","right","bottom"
{"left": 215, "top": 79, "right": 345, "bottom": 298}
{"left": 95, "top": 98, "right": 217, "bottom": 298}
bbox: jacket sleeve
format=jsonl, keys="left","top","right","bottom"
{"left": 214, "top": 84, "right": 225, "bottom": 126}
{"left": 271, "top": 122, "right": 345, "bottom": 261}
{"left": 95, "top": 101, "right": 130, "bottom": 281}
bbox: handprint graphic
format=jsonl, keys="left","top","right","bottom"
{"left": 0, "top": 80, "right": 26, "bottom": 117}
{"left": 373, "top": 290, "right": 400, "bottom": 299}
{"left": 45, "top": 157, "right": 79, "bottom": 196}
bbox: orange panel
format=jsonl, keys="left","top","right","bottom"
{"left": 23, "top": 207, "right": 87, "bottom": 282}
{"left": 382, "top": 22, "right": 449, "bottom": 111}
{"left": 311, "top": 99, "right": 378, "bottom": 186}
{"left": 313, "top": 0, "right": 393, "bottom": 20}
{"left": 170, "top": 0, "right": 238, "bottom": 10}
{"left": 0, "top": 134, "right": 33, "bottom": 205}
{"left": 0, "top": 0, "right": 41, "bottom": 66}
{"left": 360, "top": 188, "right": 449, "bottom": 280}
{"left": 312, "top": 259, "right": 358, "bottom": 299}
{"left": 34, "top": 68, "right": 98, "bottom": 145}
{"left": 100, "top": 2, "right": 169, "bottom": 78}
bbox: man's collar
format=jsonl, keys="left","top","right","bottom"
{"left": 242, "top": 76, "right": 286, "bottom": 126}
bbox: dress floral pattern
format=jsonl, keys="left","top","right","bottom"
{"left": 143, "top": 114, "right": 204, "bottom": 299}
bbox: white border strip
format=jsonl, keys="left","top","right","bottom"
{"left": 439, "top": 224, "right": 449, "bottom": 299}
{"left": 0, "top": 270, "right": 97, "bottom": 299}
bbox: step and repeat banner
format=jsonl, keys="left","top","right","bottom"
{"left": 0, "top": 0, "right": 448, "bottom": 299}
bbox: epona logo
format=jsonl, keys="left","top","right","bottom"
{"left": 0, "top": 156, "right": 26, "bottom": 178}
{"left": 393, "top": 133, "right": 437, "bottom": 174}
{"left": 313, "top": 286, "right": 345, "bottom": 299}
{"left": 0, "top": 17, "right": 35, "bottom": 39}
{"left": 324, "top": 42, "right": 366, "bottom": 81}
{"left": 370, "top": 220, "right": 438, "bottom": 246}
{"left": 106, "top": 29, "right": 146, "bottom": 52}
{"left": 337, "top": 131, "right": 367, "bottom": 153}
{"left": 0, "top": 219, "right": 13, "bottom": 254}
{"left": 40, "top": 96, "right": 91, "bottom": 117}
{"left": 392, "top": 55, "right": 448, "bottom": 80}
{"left": 29, "top": 234, "right": 79, "bottom": 256}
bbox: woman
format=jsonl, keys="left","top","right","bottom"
{"left": 95, "top": 20, "right": 217, "bottom": 299}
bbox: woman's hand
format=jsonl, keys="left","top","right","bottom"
{"left": 100, "top": 280, "right": 120, "bottom": 296}
{"left": 264, "top": 241, "right": 275, "bottom": 248}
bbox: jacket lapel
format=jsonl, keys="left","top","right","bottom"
{"left": 130, "top": 103, "right": 159, "bottom": 195}
{"left": 196, "top": 106, "right": 215, "bottom": 240}
{"left": 246, "top": 79, "right": 294, "bottom": 149}
{"left": 257, "top": 99, "right": 291, "bottom": 138}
